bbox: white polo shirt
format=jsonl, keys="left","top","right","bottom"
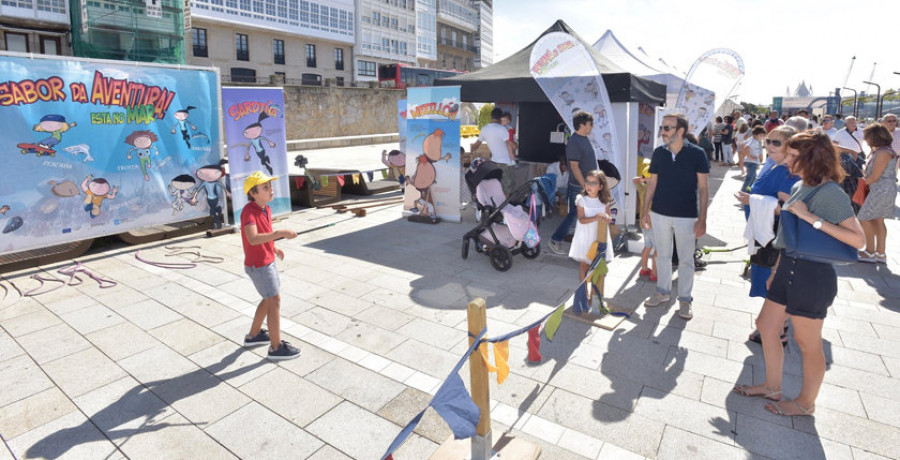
{"left": 478, "top": 122, "right": 512, "bottom": 164}
{"left": 833, "top": 127, "right": 867, "bottom": 154}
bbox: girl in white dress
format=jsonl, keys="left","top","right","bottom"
{"left": 568, "top": 170, "right": 614, "bottom": 303}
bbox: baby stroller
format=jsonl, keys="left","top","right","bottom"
{"left": 462, "top": 160, "right": 548, "bottom": 271}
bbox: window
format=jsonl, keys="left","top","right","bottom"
{"left": 306, "top": 44, "right": 316, "bottom": 67}
{"left": 273, "top": 39, "right": 285, "bottom": 65}
{"left": 231, "top": 67, "right": 256, "bottom": 83}
{"left": 4, "top": 32, "right": 28, "bottom": 53}
{"left": 39, "top": 36, "right": 60, "bottom": 55}
{"left": 336, "top": 76, "right": 345, "bottom": 87}
{"left": 334, "top": 48, "right": 344, "bottom": 71}
{"left": 302, "top": 73, "right": 322, "bottom": 85}
{"left": 192, "top": 28, "right": 208, "bottom": 58}
{"left": 358, "top": 60, "right": 376, "bottom": 77}
{"left": 235, "top": 33, "right": 249, "bottom": 61}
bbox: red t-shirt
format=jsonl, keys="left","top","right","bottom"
{"left": 241, "top": 201, "right": 275, "bottom": 268}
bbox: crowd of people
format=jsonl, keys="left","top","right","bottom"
{"left": 708, "top": 108, "right": 896, "bottom": 416}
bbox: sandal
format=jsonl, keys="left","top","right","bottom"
{"left": 748, "top": 324, "right": 789, "bottom": 346}
{"left": 733, "top": 384, "right": 782, "bottom": 401}
{"left": 765, "top": 400, "right": 814, "bottom": 417}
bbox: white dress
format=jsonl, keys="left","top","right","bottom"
{"left": 568, "top": 194, "right": 608, "bottom": 263}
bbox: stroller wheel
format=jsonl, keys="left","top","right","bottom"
{"left": 489, "top": 246, "right": 513, "bottom": 272}
{"left": 462, "top": 237, "right": 470, "bottom": 259}
{"left": 522, "top": 243, "right": 541, "bottom": 259}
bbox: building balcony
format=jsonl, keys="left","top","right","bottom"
{"left": 437, "top": 38, "right": 476, "bottom": 54}
{"left": 436, "top": 11, "right": 477, "bottom": 32}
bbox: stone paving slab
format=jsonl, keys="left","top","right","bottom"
{"left": 2, "top": 162, "right": 900, "bottom": 459}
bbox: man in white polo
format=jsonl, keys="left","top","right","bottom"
{"left": 833, "top": 116, "right": 867, "bottom": 162}
{"left": 471, "top": 107, "right": 516, "bottom": 194}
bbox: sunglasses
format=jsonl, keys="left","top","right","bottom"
{"left": 885, "top": 119, "right": 898, "bottom": 123}
{"left": 585, "top": 180, "right": 601, "bottom": 186}
{"left": 659, "top": 125, "right": 677, "bottom": 132}
{"left": 765, "top": 139, "right": 783, "bottom": 147}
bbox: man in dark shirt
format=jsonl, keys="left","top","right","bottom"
{"left": 549, "top": 111, "right": 596, "bottom": 254}
{"left": 640, "top": 113, "right": 710, "bottom": 320}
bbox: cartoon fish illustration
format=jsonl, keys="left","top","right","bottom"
{"left": 0, "top": 205, "right": 9, "bottom": 214}
{"left": 48, "top": 180, "right": 80, "bottom": 198}
{"left": 62, "top": 144, "right": 95, "bottom": 162}
{"left": 3, "top": 216, "right": 23, "bottom": 234}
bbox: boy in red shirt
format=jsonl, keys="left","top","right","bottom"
{"left": 241, "top": 171, "right": 300, "bottom": 360}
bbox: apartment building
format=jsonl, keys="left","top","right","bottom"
{"left": 434, "top": 0, "right": 476, "bottom": 72}
{"left": 189, "top": 0, "right": 355, "bottom": 85}
{"left": 354, "top": 0, "right": 417, "bottom": 85}
{"left": 68, "top": 0, "right": 185, "bottom": 63}
{"left": 469, "top": 0, "right": 491, "bottom": 68}
{"left": 0, "top": 0, "right": 69, "bottom": 56}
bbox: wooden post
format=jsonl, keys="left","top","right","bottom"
{"left": 466, "top": 298, "right": 492, "bottom": 460}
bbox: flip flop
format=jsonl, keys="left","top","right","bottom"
{"left": 765, "top": 400, "right": 814, "bottom": 417}
{"left": 733, "top": 384, "right": 782, "bottom": 401}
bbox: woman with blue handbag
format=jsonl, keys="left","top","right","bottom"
{"left": 733, "top": 132, "right": 865, "bottom": 417}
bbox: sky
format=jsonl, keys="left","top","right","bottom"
{"left": 492, "top": 0, "right": 900, "bottom": 106}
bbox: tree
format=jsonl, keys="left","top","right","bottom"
{"left": 477, "top": 103, "right": 494, "bottom": 129}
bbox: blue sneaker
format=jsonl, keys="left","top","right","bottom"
{"left": 243, "top": 329, "right": 270, "bottom": 347}
{"left": 267, "top": 340, "right": 301, "bottom": 361}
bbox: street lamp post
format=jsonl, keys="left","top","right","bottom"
{"left": 843, "top": 87, "right": 859, "bottom": 118}
{"left": 863, "top": 81, "right": 882, "bottom": 119}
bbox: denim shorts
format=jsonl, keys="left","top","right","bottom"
{"left": 766, "top": 253, "right": 836, "bottom": 319}
{"left": 245, "top": 262, "right": 280, "bottom": 299}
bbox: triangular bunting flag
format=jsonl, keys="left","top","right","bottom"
{"left": 382, "top": 169, "right": 389, "bottom": 179}
{"left": 478, "top": 343, "right": 498, "bottom": 373}
{"left": 431, "top": 373, "right": 481, "bottom": 439}
{"left": 367, "top": 171, "right": 375, "bottom": 182}
{"left": 527, "top": 326, "right": 542, "bottom": 362}
{"left": 321, "top": 176, "right": 329, "bottom": 186}
{"left": 352, "top": 174, "right": 360, "bottom": 184}
{"left": 494, "top": 341, "right": 509, "bottom": 384}
{"left": 336, "top": 175, "right": 345, "bottom": 186}
{"left": 544, "top": 303, "right": 565, "bottom": 341}
{"left": 572, "top": 283, "right": 589, "bottom": 315}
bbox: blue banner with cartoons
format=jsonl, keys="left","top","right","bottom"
{"left": 403, "top": 86, "right": 461, "bottom": 222}
{"left": 0, "top": 54, "right": 223, "bottom": 256}
{"left": 221, "top": 87, "right": 290, "bottom": 226}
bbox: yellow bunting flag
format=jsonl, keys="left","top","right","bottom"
{"left": 494, "top": 341, "right": 510, "bottom": 384}
{"left": 352, "top": 174, "right": 360, "bottom": 184}
{"left": 544, "top": 303, "right": 565, "bottom": 341}
{"left": 382, "top": 169, "right": 389, "bottom": 179}
{"left": 321, "top": 176, "right": 329, "bottom": 187}
{"left": 590, "top": 259, "right": 608, "bottom": 285}
{"left": 478, "top": 343, "right": 497, "bottom": 372}
{"left": 478, "top": 342, "right": 510, "bottom": 385}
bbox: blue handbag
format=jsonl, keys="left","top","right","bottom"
{"left": 780, "top": 184, "right": 857, "bottom": 265}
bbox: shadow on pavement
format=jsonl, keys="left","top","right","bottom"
{"left": 26, "top": 348, "right": 265, "bottom": 459}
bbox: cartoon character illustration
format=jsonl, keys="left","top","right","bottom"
{"left": 404, "top": 128, "right": 445, "bottom": 219}
{"left": 382, "top": 149, "right": 407, "bottom": 185}
{"left": 125, "top": 131, "right": 160, "bottom": 181}
{"left": 190, "top": 161, "right": 230, "bottom": 229}
{"left": 168, "top": 174, "right": 198, "bottom": 215}
{"left": 585, "top": 80, "right": 599, "bottom": 98}
{"left": 242, "top": 112, "right": 276, "bottom": 175}
{"left": 558, "top": 91, "right": 575, "bottom": 106}
{"left": 3, "top": 216, "right": 23, "bottom": 234}
{"left": 684, "top": 88, "right": 696, "bottom": 103}
{"left": 0, "top": 205, "right": 9, "bottom": 215}
{"left": 593, "top": 105, "right": 610, "bottom": 131}
{"left": 18, "top": 114, "right": 77, "bottom": 156}
{"left": 62, "top": 144, "right": 95, "bottom": 162}
{"left": 81, "top": 175, "right": 118, "bottom": 219}
{"left": 171, "top": 106, "right": 197, "bottom": 149}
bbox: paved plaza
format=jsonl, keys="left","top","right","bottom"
{"left": 1, "top": 161, "right": 900, "bottom": 460}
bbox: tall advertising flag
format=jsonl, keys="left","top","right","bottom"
{"left": 530, "top": 32, "right": 623, "bottom": 207}
{"left": 676, "top": 48, "right": 745, "bottom": 136}
{"left": 0, "top": 54, "right": 221, "bottom": 256}
{"left": 403, "top": 87, "right": 461, "bottom": 222}
{"left": 222, "top": 87, "right": 291, "bottom": 225}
